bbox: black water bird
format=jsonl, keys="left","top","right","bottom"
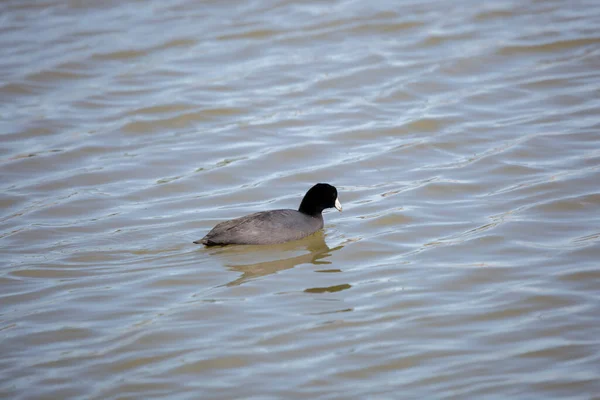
{"left": 195, "top": 183, "right": 342, "bottom": 246}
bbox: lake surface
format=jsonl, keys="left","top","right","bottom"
{"left": 2, "top": 0, "right": 600, "bottom": 398}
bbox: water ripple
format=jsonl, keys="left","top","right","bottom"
{"left": 2, "top": 0, "right": 600, "bottom": 398}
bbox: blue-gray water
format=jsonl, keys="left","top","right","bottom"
{"left": 2, "top": 0, "right": 600, "bottom": 398}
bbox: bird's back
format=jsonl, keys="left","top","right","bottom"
{"left": 198, "top": 209, "right": 324, "bottom": 245}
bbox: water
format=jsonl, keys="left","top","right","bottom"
{"left": 2, "top": 0, "right": 600, "bottom": 398}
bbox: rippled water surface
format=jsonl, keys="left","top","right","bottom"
{"left": 2, "top": 0, "right": 600, "bottom": 398}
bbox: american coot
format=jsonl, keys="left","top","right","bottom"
{"left": 194, "top": 183, "right": 342, "bottom": 246}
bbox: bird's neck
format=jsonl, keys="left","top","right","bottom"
{"left": 298, "top": 202, "right": 323, "bottom": 217}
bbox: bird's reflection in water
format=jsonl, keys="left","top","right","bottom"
{"left": 208, "top": 231, "right": 343, "bottom": 287}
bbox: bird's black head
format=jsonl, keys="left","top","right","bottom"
{"left": 298, "top": 183, "right": 342, "bottom": 216}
